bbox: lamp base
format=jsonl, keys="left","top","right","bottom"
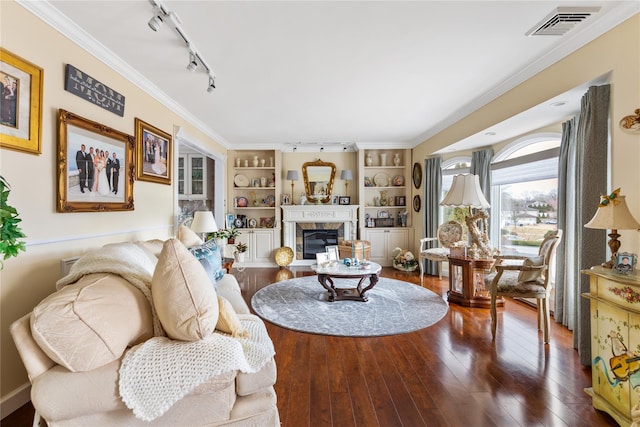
{"left": 601, "top": 229, "right": 621, "bottom": 269}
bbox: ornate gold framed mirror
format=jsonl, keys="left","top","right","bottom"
{"left": 302, "top": 159, "right": 336, "bottom": 204}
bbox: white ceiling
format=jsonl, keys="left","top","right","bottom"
{"left": 24, "top": 1, "right": 639, "bottom": 152}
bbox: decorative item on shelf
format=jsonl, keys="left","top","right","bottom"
{"left": 190, "top": 211, "right": 218, "bottom": 241}
{"left": 236, "top": 196, "right": 248, "bottom": 208}
{"left": 260, "top": 158, "right": 265, "bottom": 167}
{"left": 269, "top": 157, "right": 274, "bottom": 167}
{"left": 366, "top": 152, "right": 373, "bottom": 166}
{"left": 235, "top": 158, "right": 241, "bottom": 167}
{"left": 287, "top": 170, "right": 298, "bottom": 205}
{"left": 264, "top": 194, "right": 276, "bottom": 207}
{"left": 379, "top": 190, "right": 388, "bottom": 206}
{"left": 395, "top": 196, "right": 406, "bottom": 206}
{"left": 393, "top": 153, "right": 400, "bottom": 166}
{"left": 259, "top": 217, "right": 275, "bottom": 228}
{"left": 392, "top": 175, "right": 404, "bottom": 186}
{"left": 248, "top": 218, "right": 257, "bottom": 228}
{"left": 397, "top": 210, "right": 408, "bottom": 227}
{"left": 252, "top": 156, "right": 259, "bottom": 167}
{"left": 585, "top": 188, "right": 640, "bottom": 268}
{"left": 364, "top": 176, "right": 372, "bottom": 187}
{"left": 340, "top": 169, "right": 352, "bottom": 197}
{"left": 379, "top": 153, "right": 387, "bottom": 166}
{"left": 440, "top": 174, "right": 493, "bottom": 259}
{"left": 260, "top": 176, "right": 268, "bottom": 187}
{"left": 244, "top": 159, "right": 249, "bottom": 167}
{"left": 373, "top": 172, "right": 390, "bottom": 187}
{"left": 234, "top": 174, "right": 249, "bottom": 187}
{"left": 392, "top": 247, "right": 419, "bottom": 272}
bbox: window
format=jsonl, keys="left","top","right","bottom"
{"left": 490, "top": 134, "right": 560, "bottom": 256}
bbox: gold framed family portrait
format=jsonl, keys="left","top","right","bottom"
{"left": 0, "top": 48, "right": 43, "bottom": 155}
{"left": 57, "top": 109, "right": 134, "bottom": 212}
{"left": 135, "top": 118, "right": 172, "bottom": 185}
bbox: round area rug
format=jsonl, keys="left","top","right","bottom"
{"left": 251, "top": 276, "right": 448, "bottom": 337}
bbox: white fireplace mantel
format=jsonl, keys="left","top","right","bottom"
{"left": 282, "top": 205, "right": 358, "bottom": 265}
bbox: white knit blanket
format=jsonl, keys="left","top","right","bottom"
{"left": 119, "top": 314, "right": 275, "bottom": 422}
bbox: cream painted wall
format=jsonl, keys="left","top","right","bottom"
{"left": 0, "top": 2, "right": 226, "bottom": 400}
{"left": 281, "top": 152, "right": 358, "bottom": 203}
{"left": 412, "top": 14, "right": 640, "bottom": 255}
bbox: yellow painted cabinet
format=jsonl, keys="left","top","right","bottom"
{"left": 582, "top": 267, "right": 640, "bottom": 427}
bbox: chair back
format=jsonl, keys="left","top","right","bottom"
{"left": 437, "top": 221, "right": 463, "bottom": 249}
{"left": 537, "top": 229, "right": 562, "bottom": 283}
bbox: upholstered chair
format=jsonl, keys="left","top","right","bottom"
{"left": 419, "top": 221, "right": 464, "bottom": 283}
{"left": 485, "top": 229, "right": 562, "bottom": 344}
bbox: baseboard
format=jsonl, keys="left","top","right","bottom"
{"left": 1, "top": 383, "right": 31, "bottom": 419}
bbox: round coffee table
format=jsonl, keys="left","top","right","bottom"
{"left": 309, "top": 261, "right": 382, "bottom": 302}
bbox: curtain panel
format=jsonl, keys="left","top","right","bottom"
{"left": 555, "top": 84, "right": 609, "bottom": 365}
{"left": 424, "top": 157, "right": 442, "bottom": 276}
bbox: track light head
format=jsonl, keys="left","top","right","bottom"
{"left": 148, "top": 8, "right": 164, "bottom": 31}
{"left": 186, "top": 52, "right": 197, "bottom": 71}
{"left": 320, "top": 146, "right": 324, "bottom": 152}
{"left": 207, "top": 76, "right": 216, "bottom": 93}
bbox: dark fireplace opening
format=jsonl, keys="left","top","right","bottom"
{"left": 302, "top": 230, "right": 338, "bottom": 259}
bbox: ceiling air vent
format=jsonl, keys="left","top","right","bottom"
{"left": 526, "top": 7, "right": 601, "bottom": 36}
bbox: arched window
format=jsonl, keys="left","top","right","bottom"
{"left": 490, "top": 133, "right": 560, "bottom": 255}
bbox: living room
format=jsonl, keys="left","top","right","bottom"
{"left": 1, "top": 1, "right": 639, "bottom": 425}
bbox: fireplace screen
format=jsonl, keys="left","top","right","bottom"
{"left": 302, "top": 230, "right": 338, "bottom": 259}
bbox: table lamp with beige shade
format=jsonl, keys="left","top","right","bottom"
{"left": 584, "top": 188, "right": 640, "bottom": 268}
{"left": 190, "top": 211, "right": 218, "bottom": 241}
{"left": 340, "top": 169, "right": 353, "bottom": 198}
{"left": 440, "top": 174, "right": 492, "bottom": 258}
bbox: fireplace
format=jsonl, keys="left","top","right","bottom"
{"left": 302, "top": 229, "right": 339, "bottom": 259}
{"left": 281, "top": 205, "right": 359, "bottom": 265}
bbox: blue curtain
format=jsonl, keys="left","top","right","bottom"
{"left": 423, "top": 157, "right": 442, "bottom": 276}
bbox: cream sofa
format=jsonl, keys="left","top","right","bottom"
{"left": 10, "top": 237, "right": 279, "bottom": 427}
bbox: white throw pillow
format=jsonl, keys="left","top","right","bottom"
{"left": 518, "top": 255, "right": 545, "bottom": 282}
{"left": 216, "top": 295, "right": 248, "bottom": 338}
{"left": 152, "top": 239, "right": 219, "bottom": 341}
{"left": 177, "top": 224, "right": 203, "bottom": 248}
{"left": 31, "top": 273, "right": 153, "bottom": 372}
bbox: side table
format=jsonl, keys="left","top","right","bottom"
{"left": 447, "top": 256, "right": 504, "bottom": 308}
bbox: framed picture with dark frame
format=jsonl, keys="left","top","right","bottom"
{"left": 0, "top": 48, "right": 43, "bottom": 155}
{"left": 613, "top": 252, "right": 637, "bottom": 275}
{"left": 339, "top": 196, "right": 350, "bottom": 205}
{"left": 57, "top": 109, "right": 134, "bottom": 212}
{"left": 135, "top": 118, "right": 172, "bottom": 185}
{"left": 395, "top": 196, "right": 406, "bottom": 206}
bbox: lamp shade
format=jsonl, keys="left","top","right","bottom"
{"left": 340, "top": 169, "right": 353, "bottom": 180}
{"left": 585, "top": 195, "right": 640, "bottom": 230}
{"left": 286, "top": 170, "right": 299, "bottom": 181}
{"left": 190, "top": 211, "right": 218, "bottom": 233}
{"left": 440, "top": 174, "right": 490, "bottom": 209}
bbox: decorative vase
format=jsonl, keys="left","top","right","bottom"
{"left": 252, "top": 156, "right": 259, "bottom": 167}
{"left": 235, "top": 158, "right": 241, "bottom": 167}
{"left": 244, "top": 160, "right": 249, "bottom": 167}
{"left": 393, "top": 153, "right": 400, "bottom": 166}
{"left": 366, "top": 153, "right": 373, "bottom": 166}
{"left": 260, "top": 158, "right": 266, "bottom": 167}
{"left": 235, "top": 252, "right": 245, "bottom": 263}
{"left": 379, "top": 153, "right": 387, "bottom": 166}
{"left": 269, "top": 157, "right": 274, "bottom": 167}
{"left": 260, "top": 176, "right": 268, "bottom": 187}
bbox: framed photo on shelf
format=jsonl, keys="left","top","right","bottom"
{"left": 226, "top": 213, "right": 235, "bottom": 229}
{"left": 282, "top": 194, "right": 291, "bottom": 205}
{"left": 613, "top": 252, "right": 637, "bottom": 275}
{"left": 331, "top": 195, "right": 339, "bottom": 204}
{"left": 339, "top": 196, "right": 350, "bottom": 205}
{"left": 395, "top": 196, "right": 406, "bottom": 206}
{"left": 134, "top": 118, "right": 172, "bottom": 185}
{"left": 57, "top": 109, "right": 134, "bottom": 212}
{"left": 0, "top": 48, "right": 44, "bottom": 155}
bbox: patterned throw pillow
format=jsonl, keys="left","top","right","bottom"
{"left": 189, "top": 239, "right": 225, "bottom": 286}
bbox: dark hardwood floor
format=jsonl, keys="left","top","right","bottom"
{"left": 2, "top": 267, "right": 617, "bottom": 427}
